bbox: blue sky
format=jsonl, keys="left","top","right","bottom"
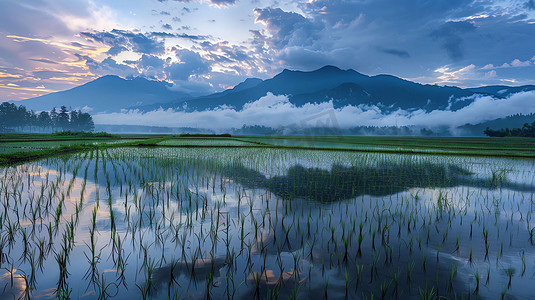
{"left": 1, "top": 0, "right": 535, "bottom": 101}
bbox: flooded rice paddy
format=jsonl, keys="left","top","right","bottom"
{"left": 1, "top": 147, "right": 534, "bottom": 299}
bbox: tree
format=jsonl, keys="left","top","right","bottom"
{"left": 0, "top": 103, "right": 95, "bottom": 133}
{"left": 50, "top": 107, "right": 58, "bottom": 128}
{"left": 77, "top": 111, "right": 95, "bottom": 131}
{"left": 38, "top": 111, "right": 52, "bottom": 130}
{"left": 0, "top": 102, "right": 18, "bottom": 130}
{"left": 69, "top": 110, "right": 79, "bottom": 131}
{"left": 56, "top": 106, "right": 70, "bottom": 130}
{"left": 484, "top": 122, "right": 535, "bottom": 137}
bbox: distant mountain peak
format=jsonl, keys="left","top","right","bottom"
{"left": 242, "top": 77, "right": 263, "bottom": 84}
{"left": 16, "top": 74, "right": 191, "bottom": 113}
{"left": 231, "top": 77, "right": 263, "bottom": 92}
{"left": 95, "top": 74, "right": 122, "bottom": 81}
{"left": 281, "top": 65, "right": 344, "bottom": 74}
{"left": 317, "top": 65, "right": 343, "bottom": 71}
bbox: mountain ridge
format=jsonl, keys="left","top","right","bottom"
{"left": 13, "top": 75, "right": 192, "bottom": 113}
{"left": 11, "top": 66, "right": 535, "bottom": 114}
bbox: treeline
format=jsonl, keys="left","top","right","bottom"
{"left": 230, "top": 125, "right": 439, "bottom": 136}
{"left": 0, "top": 103, "right": 94, "bottom": 133}
{"left": 484, "top": 121, "right": 535, "bottom": 137}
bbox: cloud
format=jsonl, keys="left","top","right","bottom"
{"left": 28, "top": 58, "right": 60, "bottom": 65}
{"left": 165, "top": 49, "right": 211, "bottom": 80}
{"left": 162, "top": 0, "right": 236, "bottom": 6}
{"left": 511, "top": 58, "right": 531, "bottom": 67}
{"left": 526, "top": 0, "right": 535, "bottom": 10}
{"left": 76, "top": 54, "right": 139, "bottom": 78}
{"left": 175, "top": 33, "right": 209, "bottom": 41}
{"left": 247, "top": 1, "right": 535, "bottom": 86}
{"left": 0, "top": 0, "right": 113, "bottom": 37}
{"left": 81, "top": 29, "right": 166, "bottom": 55}
{"left": 276, "top": 47, "right": 331, "bottom": 70}
{"left": 209, "top": 0, "right": 237, "bottom": 6}
{"left": 431, "top": 21, "right": 476, "bottom": 61}
{"left": 106, "top": 45, "right": 128, "bottom": 56}
{"left": 92, "top": 91, "right": 535, "bottom": 132}
{"left": 377, "top": 48, "right": 410, "bottom": 59}
{"left": 31, "top": 70, "right": 70, "bottom": 79}
{"left": 253, "top": 7, "right": 322, "bottom": 49}
{"left": 484, "top": 70, "right": 497, "bottom": 78}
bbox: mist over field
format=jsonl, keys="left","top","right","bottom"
{"left": 92, "top": 91, "right": 535, "bottom": 133}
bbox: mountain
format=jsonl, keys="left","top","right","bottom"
{"left": 15, "top": 75, "right": 192, "bottom": 113}
{"left": 16, "top": 66, "right": 535, "bottom": 114}
{"left": 467, "top": 85, "right": 535, "bottom": 98}
{"left": 151, "top": 65, "right": 535, "bottom": 112}
{"left": 138, "top": 77, "right": 264, "bottom": 111}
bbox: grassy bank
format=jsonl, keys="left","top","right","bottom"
{"left": 1, "top": 134, "right": 535, "bottom": 165}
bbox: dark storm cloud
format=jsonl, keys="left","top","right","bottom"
{"left": 162, "top": 24, "right": 173, "bottom": 30}
{"left": 431, "top": 21, "right": 476, "bottom": 61}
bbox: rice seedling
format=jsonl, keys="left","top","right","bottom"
{"left": 0, "top": 143, "right": 533, "bottom": 299}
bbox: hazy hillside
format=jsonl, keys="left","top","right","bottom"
{"left": 458, "top": 113, "right": 535, "bottom": 136}
{"left": 15, "top": 76, "right": 192, "bottom": 113}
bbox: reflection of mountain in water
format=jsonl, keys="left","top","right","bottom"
{"left": 268, "top": 163, "right": 472, "bottom": 201}
{"left": 224, "top": 162, "right": 529, "bottom": 202}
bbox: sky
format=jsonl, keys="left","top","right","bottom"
{"left": 1, "top": 0, "right": 535, "bottom": 101}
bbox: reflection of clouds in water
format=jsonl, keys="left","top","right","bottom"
{"left": 0, "top": 270, "right": 27, "bottom": 299}
{"left": 4, "top": 148, "right": 535, "bottom": 299}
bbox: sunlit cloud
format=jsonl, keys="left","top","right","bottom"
{"left": 8, "top": 35, "right": 94, "bottom": 52}
{"left": 0, "top": 72, "right": 22, "bottom": 78}
{"left": 0, "top": 84, "right": 57, "bottom": 93}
